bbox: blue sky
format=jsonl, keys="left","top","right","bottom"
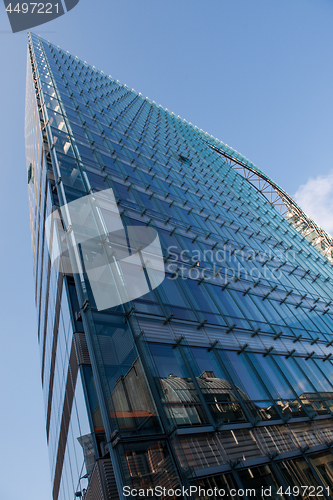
{"left": 0, "top": 1, "right": 333, "bottom": 499}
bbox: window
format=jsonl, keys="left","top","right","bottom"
{"left": 189, "top": 347, "right": 246, "bottom": 424}
{"left": 148, "top": 343, "right": 208, "bottom": 427}
{"left": 221, "top": 351, "right": 278, "bottom": 420}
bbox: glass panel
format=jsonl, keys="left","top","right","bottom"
{"left": 295, "top": 358, "right": 333, "bottom": 414}
{"left": 111, "top": 357, "right": 161, "bottom": 434}
{"left": 190, "top": 347, "right": 246, "bottom": 424}
{"left": 295, "top": 358, "right": 333, "bottom": 393}
{"left": 158, "top": 276, "right": 197, "bottom": 322}
{"left": 44, "top": 93, "right": 62, "bottom": 112}
{"left": 123, "top": 441, "right": 180, "bottom": 497}
{"left": 186, "top": 281, "right": 220, "bottom": 315}
{"left": 275, "top": 356, "right": 315, "bottom": 396}
{"left": 148, "top": 343, "right": 209, "bottom": 427}
{"left": 314, "top": 359, "right": 333, "bottom": 387}
{"left": 237, "top": 464, "right": 285, "bottom": 500}
{"left": 309, "top": 451, "right": 333, "bottom": 489}
{"left": 133, "top": 289, "right": 164, "bottom": 316}
{"left": 48, "top": 109, "right": 68, "bottom": 133}
{"left": 220, "top": 351, "right": 278, "bottom": 421}
{"left": 222, "top": 351, "right": 270, "bottom": 400}
{"left": 92, "top": 315, "right": 161, "bottom": 435}
{"left": 277, "top": 458, "right": 322, "bottom": 500}
{"left": 193, "top": 473, "right": 241, "bottom": 500}
{"left": 112, "top": 182, "right": 138, "bottom": 208}
{"left": 56, "top": 153, "right": 85, "bottom": 191}
{"left": 251, "top": 353, "right": 296, "bottom": 399}
{"left": 52, "top": 128, "right": 75, "bottom": 157}
{"left": 274, "top": 355, "right": 321, "bottom": 417}
{"left": 250, "top": 353, "right": 308, "bottom": 418}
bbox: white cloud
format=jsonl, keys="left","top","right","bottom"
{"left": 293, "top": 171, "right": 333, "bottom": 235}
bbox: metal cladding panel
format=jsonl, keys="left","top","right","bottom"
{"left": 305, "top": 342, "right": 333, "bottom": 358}
{"left": 85, "top": 459, "right": 120, "bottom": 500}
{"left": 254, "top": 425, "right": 294, "bottom": 455}
{"left": 148, "top": 455, "right": 179, "bottom": 496}
{"left": 178, "top": 419, "right": 333, "bottom": 475}
{"left": 231, "top": 331, "right": 265, "bottom": 350}
{"left": 179, "top": 428, "right": 264, "bottom": 471}
{"left": 95, "top": 329, "right": 135, "bottom": 367}
{"left": 218, "top": 428, "right": 263, "bottom": 462}
{"left": 100, "top": 459, "right": 120, "bottom": 500}
{"left": 314, "top": 418, "right": 333, "bottom": 442}
{"left": 279, "top": 338, "right": 310, "bottom": 355}
{"left": 137, "top": 317, "right": 175, "bottom": 343}
{"left": 289, "top": 421, "right": 325, "bottom": 448}
{"left": 86, "top": 462, "right": 104, "bottom": 500}
{"left": 171, "top": 323, "right": 211, "bottom": 345}
{"left": 259, "top": 335, "right": 287, "bottom": 353}
{"left": 201, "top": 328, "right": 239, "bottom": 349}
{"left": 74, "top": 332, "right": 91, "bottom": 365}
{"left": 179, "top": 434, "right": 227, "bottom": 470}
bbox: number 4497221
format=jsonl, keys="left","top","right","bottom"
{"left": 5, "top": 3, "right": 59, "bottom": 14}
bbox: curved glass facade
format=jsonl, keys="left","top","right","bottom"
{"left": 26, "top": 31, "right": 333, "bottom": 500}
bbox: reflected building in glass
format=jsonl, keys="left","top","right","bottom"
{"left": 26, "top": 32, "right": 333, "bottom": 500}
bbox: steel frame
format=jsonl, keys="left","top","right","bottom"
{"left": 208, "top": 144, "right": 333, "bottom": 262}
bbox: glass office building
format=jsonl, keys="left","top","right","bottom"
{"left": 26, "top": 32, "right": 333, "bottom": 500}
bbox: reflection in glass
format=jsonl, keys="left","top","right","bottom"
{"left": 111, "top": 357, "right": 161, "bottom": 434}
{"left": 149, "top": 343, "right": 209, "bottom": 427}
{"left": 123, "top": 441, "right": 180, "bottom": 498}
{"left": 250, "top": 353, "right": 308, "bottom": 418}
{"left": 221, "top": 351, "right": 279, "bottom": 421}
{"left": 278, "top": 458, "right": 322, "bottom": 500}
{"left": 309, "top": 452, "right": 333, "bottom": 489}
{"left": 190, "top": 347, "right": 246, "bottom": 424}
{"left": 238, "top": 464, "right": 284, "bottom": 500}
{"left": 193, "top": 473, "right": 241, "bottom": 500}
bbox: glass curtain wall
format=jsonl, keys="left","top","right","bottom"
{"left": 26, "top": 32, "right": 333, "bottom": 500}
